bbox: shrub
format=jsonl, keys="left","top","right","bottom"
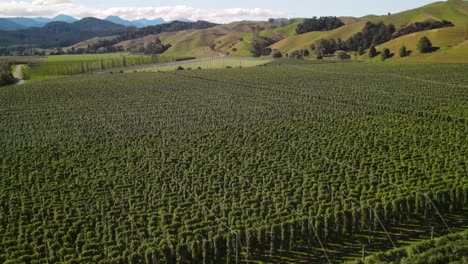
{"left": 271, "top": 50, "right": 283, "bottom": 59}
{"left": 381, "top": 48, "right": 391, "bottom": 60}
{"left": 337, "top": 51, "right": 351, "bottom": 60}
{"left": 0, "top": 71, "right": 16, "bottom": 86}
{"left": 316, "top": 52, "right": 323, "bottom": 60}
{"left": 418, "top": 36, "right": 433, "bottom": 53}
{"left": 20, "top": 65, "right": 31, "bottom": 80}
{"left": 368, "top": 46, "right": 377, "bottom": 58}
{"left": 399, "top": 45, "right": 408, "bottom": 57}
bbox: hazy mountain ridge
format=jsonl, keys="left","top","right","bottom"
{"left": 0, "top": 18, "right": 128, "bottom": 47}
{"left": 0, "top": 14, "right": 192, "bottom": 31}
{"left": 0, "top": 14, "right": 78, "bottom": 30}
{"left": 0, "top": 18, "right": 217, "bottom": 48}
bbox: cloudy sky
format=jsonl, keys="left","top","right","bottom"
{"left": 0, "top": 0, "right": 438, "bottom": 22}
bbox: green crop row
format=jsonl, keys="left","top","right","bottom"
{"left": 0, "top": 61, "right": 467, "bottom": 263}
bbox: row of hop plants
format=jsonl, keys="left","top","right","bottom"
{"left": 0, "top": 63, "right": 467, "bottom": 263}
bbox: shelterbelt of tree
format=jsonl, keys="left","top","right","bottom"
{"left": 0, "top": 61, "right": 467, "bottom": 263}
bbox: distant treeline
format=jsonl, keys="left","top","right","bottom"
{"left": 0, "top": 45, "right": 45, "bottom": 56}
{"left": 119, "top": 20, "right": 218, "bottom": 41}
{"left": 296, "top": 17, "right": 344, "bottom": 34}
{"left": 30, "top": 55, "right": 157, "bottom": 76}
{"left": 393, "top": 20, "right": 454, "bottom": 38}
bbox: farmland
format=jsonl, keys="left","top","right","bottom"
{"left": 134, "top": 57, "right": 273, "bottom": 72}
{"left": 29, "top": 54, "right": 156, "bottom": 78}
{"left": 0, "top": 61, "right": 467, "bottom": 263}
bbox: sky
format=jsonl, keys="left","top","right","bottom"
{"left": 0, "top": 0, "right": 440, "bottom": 22}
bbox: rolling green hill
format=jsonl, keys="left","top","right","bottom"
{"left": 110, "top": 0, "right": 467, "bottom": 62}
{"left": 114, "top": 20, "right": 300, "bottom": 58}
{"left": 271, "top": 0, "right": 468, "bottom": 61}
{"left": 373, "top": 0, "right": 468, "bottom": 62}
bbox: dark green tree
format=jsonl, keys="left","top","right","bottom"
{"left": 399, "top": 45, "right": 408, "bottom": 57}
{"left": 0, "top": 71, "right": 16, "bottom": 86}
{"left": 271, "top": 50, "right": 283, "bottom": 58}
{"left": 417, "top": 36, "right": 433, "bottom": 53}
{"left": 381, "top": 48, "right": 391, "bottom": 60}
{"left": 368, "top": 46, "right": 377, "bottom": 58}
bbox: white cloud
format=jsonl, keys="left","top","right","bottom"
{"left": 0, "top": 0, "right": 287, "bottom": 22}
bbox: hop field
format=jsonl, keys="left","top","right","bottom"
{"left": 0, "top": 61, "right": 467, "bottom": 263}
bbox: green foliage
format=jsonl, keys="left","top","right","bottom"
{"left": 250, "top": 28, "right": 274, "bottom": 57}
{"left": 316, "top": 52, "right": 324, "bottom": 60}
{"left": 271, "top": 50, "right": 283, "bottom": 59}
{"left": 315, "top": 38, "right": 338, "bottom": 55}
{"left": 30, "top": 55, "right": 156, "bottom": 77}
{"left": 20, "top": 65, "right": 31, "bottom": 80}
{"left": 0, "top": 62, "right": 16, "bottom": 86}
{"left": 366, "top": 230, "right": 468, "bottom": 264}
{"left": 296, "top": 16, "right": 344, "bottom": 34}
{"left": 393, "top": 20, "right": 454, "bottom": 38}
{"left": 368, "top": 46, "right": 378, "bottom": 58}
{"left": 418, "top": 36, "right": 433, "bottom": 53}
{"left": 250, "top": 40, "right": 272, "bottom": 57}
{"left": 399, "top": 45, "right": 408, "bottom": 57}
{"left": 0, "top": 61, "right": 467, "bottom": 263}
{"left": 381, "top": 48, "right": 391, "bottom": 60}
{"left": 337, "top": 51, "right": 351, "bottom": 60}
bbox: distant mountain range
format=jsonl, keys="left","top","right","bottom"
{"left": 0, "top": 17, "right": 215, "bottom": 48}
{"left": 0, "top": 14, "right": 192, "bottom": 31}
{"left": 0, "top": 17, "right": 128, "bottom": 47}
{"left": 0, "top": 15, "right": 77, "bottom": 30}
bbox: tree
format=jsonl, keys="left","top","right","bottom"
{"left": 271, "top": 50, "right": 283, "bottom": 59}
{"left": 0, "top": 71, "right": 16, "bottom": 87}
{"left": 399, "top": 45, "right": 408, "bottom": 57}
{"left": 357, "top": 46, "right": 364, "bottom": 55}
{"left": 381, "top": 48, "right": 391, "bottom": 60}
{"left": 291, "top": 50, "right": 303, "bottom": 59}
{"left": 250, "top": 41, "right": 263, "bottom": 57}
{"left": 417, "top": 36, "right": 433, "bottom": 53}
{"left": 337, "top": 51, "right": 351, "bottom": 60}
{"left": 250, "top": 40, "right": 272, "bottom": 57}
{"left": 315, "top": 39, "right": 337, "bottom": 55}
{"left": 368, "top": 46, "right": 377, "bottom": 58}
{"left": 316, "top": 52, "right": 323, "bottom": 60}
{"left": 296, "top": 17, "right": 344, "bottom": 34}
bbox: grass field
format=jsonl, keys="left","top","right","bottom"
{"left": 29, "top": 54, "right": 165, "bottom": 79}
{"left": 0, "top": 61, "right": 467, "bottom": 263}
{"left": 42, "top": 53, "right": 133, "bottom": 62}
{"left": 134, "top": 57, "right": 273, "bottom": 72}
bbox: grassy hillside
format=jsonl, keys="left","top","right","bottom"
{"left": 368, "top": 1, "right": 467, "bottom": 26}
{"left": 114, "top": 20, "right": 300, "bottom": 58}
{"left": 376, "top": 27, "right": 467, "bottom": 62}
{"left": 69, "top": 36, "right": 119, "bottom": 50}
{"left": 268, "top": 0, "right": 467, "bottom": 62}
{"left": 269, "top": 21, "right": 367, "bottom": 53}
{"left": 109, "top": 0, "right": 467, "bottom": 62}
{"left": 369, "top": 0, "right": 468, "bottom": 62}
